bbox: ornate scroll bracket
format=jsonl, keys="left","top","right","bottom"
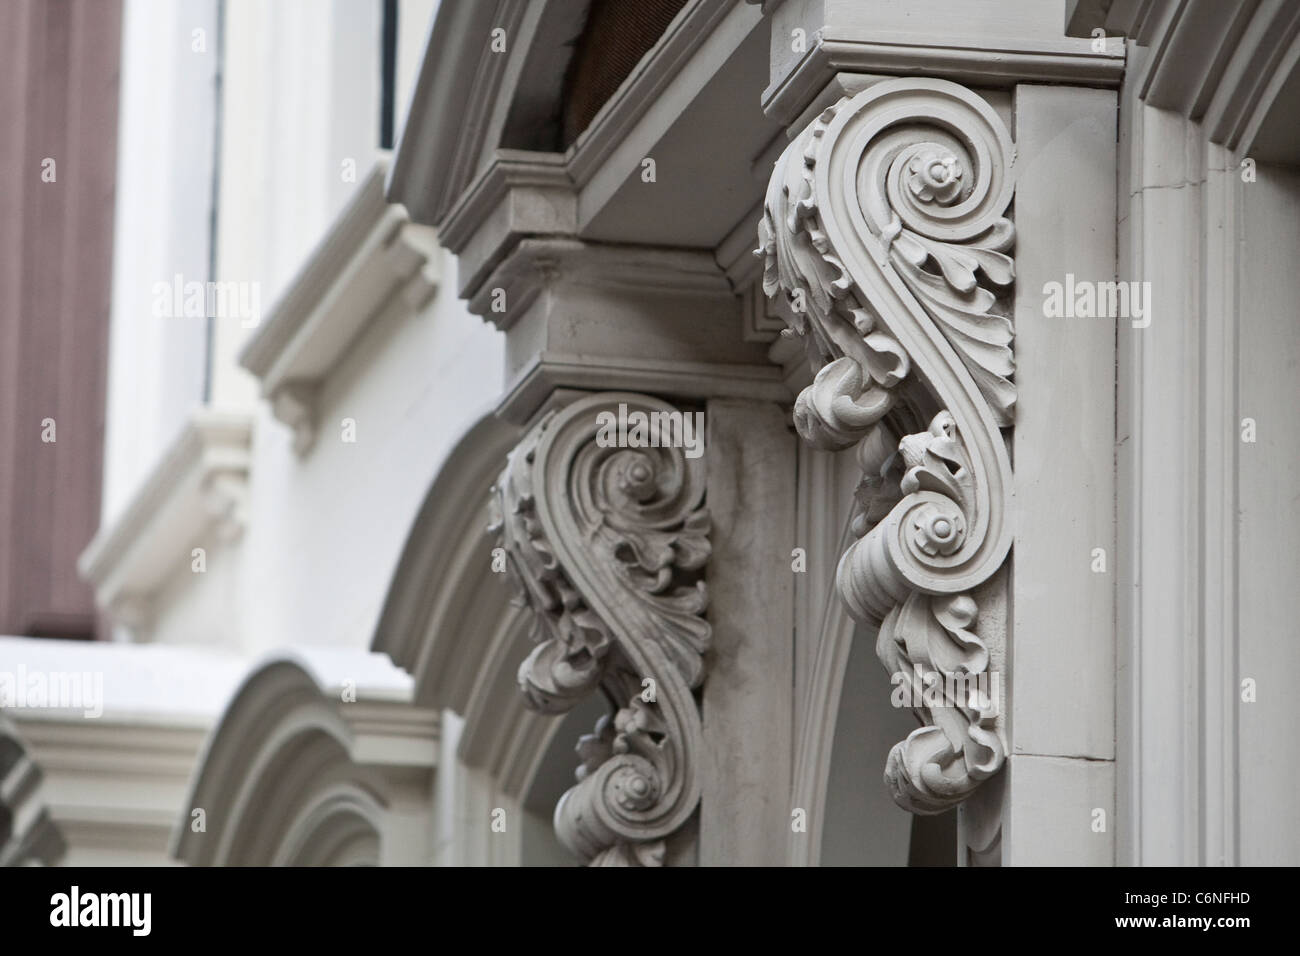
{"left": 489, "top": 392, "right": 711, "bottom": 865}
{"left": 758, "top": 77, "right": 1016, "bottom": 814}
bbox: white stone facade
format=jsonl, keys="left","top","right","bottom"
{"left": 3, "top": 0, "right": 1296, "bottom": 868}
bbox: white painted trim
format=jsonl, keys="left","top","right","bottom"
{"left": 0, "top": 637, "right": 251, "bottom": 865}
{"left": 238, "top": 158, "right": 441, "bottom": 455}
{"left": 0, "top": 715, "right": 65, "bottom": 866}
{"left": 77, "top": 410, "right": 253, "bottom": 636}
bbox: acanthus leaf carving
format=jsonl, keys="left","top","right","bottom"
{"left": 489, "top": 392, "right": 710, "bottom": 864}
{"left": 758, "top": 77, "right": 1016, "bottom": 815}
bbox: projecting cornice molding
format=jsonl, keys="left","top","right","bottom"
{"left": 388, "top": 0, "right": 736, "bottom": 231}
{"left": 239, "top": 158, "right": 440, "bottom": 455}
{"left": 470, "top": 236, "right": 789, "bottom": 425}
{"left": 756, "top": 0, "right": 1123, "bottom": 125}
{"left": 438, "top": 151, "right": 575, "bottom": 296}
{"left": 78, "top": 410, "right": 253, "bottom": 637}
{"left": 758, "top": 77, "right": 1015, "bottom": 814}
{"left": 0, "top": 716, "right": 65, "bottom": 867}
{"left": 1067, "top": 0, "right": 1300, "bottom": 161}
{"left": 468, "top": 236, "right": 734, "bottom": 331}
{"left": 490, "top": 392, "right": 711, "bottom": 865}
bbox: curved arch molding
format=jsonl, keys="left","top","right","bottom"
{"left": 758, "top": 77, "right": 1016, "bottom": 815}
{"left": 171, "top": 655, "right": 436, "bottom": 866}
{"left": 491, "top": 392, "right": 711, "bottom": 867}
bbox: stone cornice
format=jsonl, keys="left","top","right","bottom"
{"left": 439, "top": 150, "right": 574, "bottom": 258}
{"left": 391, "top": 0, "right": 760, "bottom": 306}
{"left": 238, "top": 158, "right": 440, "bottom": 455}
{"left": 386, "top": 0, "right": 533, "bottom": 226}
{"left": 468, "top": 237, "right": 789, "bottom": 424}
{"left": 14, "top": 719, "right": 211, "bottom": 862}
{"left": 0, "top": 637, "right": 252, "bottom": 864}
{"left": 389, "top": 0, "right": 737, "bottom": 231}
{"left": 438, "top": 151, "right": 576, "bottom": 299}
{"left": 759, "top": 0, "right": 1124, "bottom": 126}
{"left": 495, "top": 352, "right": 790, "bottom": 428}
{"left": 77, "top": 410, "right": 252, "bottom": 636}
{"left": 469, "top": 237, "right": 735, "bottom": 328}
{"left": 1068, "top": 0, "right": 1300, "bottom": 158}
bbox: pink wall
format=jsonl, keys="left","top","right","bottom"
{"left": 0, "top": 0, "right": 121, "bottom": 639}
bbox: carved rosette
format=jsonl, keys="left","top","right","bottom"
{"left": 489, "top": 393, "right": 710, "bottom": 865}
{"left": 758, "top": 78, "right": 1016, "bottom": 814}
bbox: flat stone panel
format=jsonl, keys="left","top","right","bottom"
{"left": 1237, "top": 163, "right": 1300, "bottom": 866}
{"left": 1004, "top": 753, "right": 1115, "bottom": 866}
{"left": 700, "top": 399, "right": 795, "bottom": 866}
{"left": 1010, "top": 84, "right": 1118, "bottom": 762}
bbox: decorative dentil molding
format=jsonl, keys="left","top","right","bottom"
{"left": 489, "top": 392, "right": 710, "bottom": 866}
{"left": 758, "top": 77, "right": 1015, "bottom": 814}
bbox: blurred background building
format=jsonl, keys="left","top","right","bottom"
{"left": 2, "top": 0, "right": 1298, "bottom": 868}
{"left": 0, "top": 0, "right": 119, "bottom": 643}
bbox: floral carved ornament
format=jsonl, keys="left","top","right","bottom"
{"left": 490, "top": 393, "right": 710, "bottom": 865}
{"left": 758, "top": 78, "right": 1017, "bottom": 814}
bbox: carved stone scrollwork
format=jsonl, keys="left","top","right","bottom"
{"left": 758, "top": 78, "right": 1016, "bottom": 814}
{"left": 489, "top": 393, "right": 710, "bottom": 865}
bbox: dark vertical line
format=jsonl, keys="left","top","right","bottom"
{"left": 203, "top": 0, "right": 226, "bottom": 403}
{"left": 380, "top": 0, "right": 397, "bottom": 149}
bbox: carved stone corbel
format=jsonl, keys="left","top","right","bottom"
{"left": 489, "top": 392, "right": 711, "bottom": 865}
{"left": 758, "top": 77, "right": 1016, "bottom": 814}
